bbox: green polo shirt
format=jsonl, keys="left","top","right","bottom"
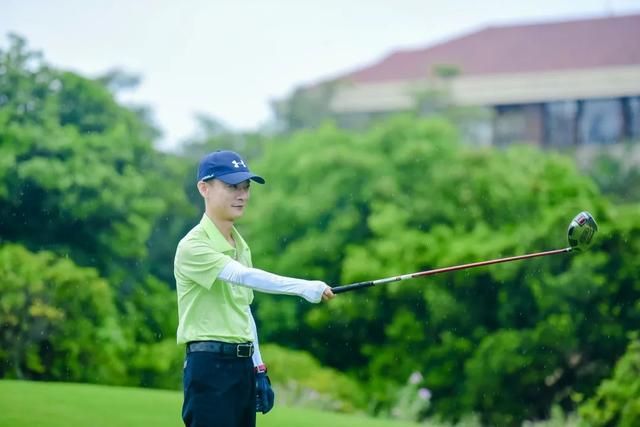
{"left": 174, "top": 214, "right": 254, "bottom": 344}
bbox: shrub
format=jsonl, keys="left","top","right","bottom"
{"left": 579, "top": 335, "right": 640, "bottom": 427}
{"left": 261, "top": 343, "right": 366, "bottom": 412}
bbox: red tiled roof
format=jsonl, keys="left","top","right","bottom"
{"left": 346, "top": 14, "right": 640, "bottom": 83}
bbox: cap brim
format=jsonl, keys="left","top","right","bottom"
{"left": 218, "top": 172, "right": 265, "bottom": 185}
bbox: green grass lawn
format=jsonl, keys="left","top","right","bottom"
{"left": 0, "top": 380, "right": 418, "bottom": 427}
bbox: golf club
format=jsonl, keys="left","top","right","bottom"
{"left": 331, "top": 211, "right": 598, "bottom": 294}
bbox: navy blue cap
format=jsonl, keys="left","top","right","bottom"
{"left": 197, "top": 150, "right": 265, "bottom": 185}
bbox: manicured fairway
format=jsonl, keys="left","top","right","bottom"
{"left": 0, "top": 380, "right": 419, "bottom": 427}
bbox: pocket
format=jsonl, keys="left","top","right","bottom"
{"left": 182, "top": 356, "right": 192, "bottom": 391}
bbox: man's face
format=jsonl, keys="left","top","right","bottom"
{"left": 199, "top": 179, "right": 251, "bottom": 221}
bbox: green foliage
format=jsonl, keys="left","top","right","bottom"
{"left": 587, "top": 145, "right": 640, "bottom": 202}
{"left": 388, "top": 372, "right": 432, "bottom": 421}
{"left": 0, "top": 34, "right": 190, "bottom": 388}
{"left": 274, "top": 81, "right": 342, "bottom": 131}
{"left": 579, "top": 336, "right": 640, "bottom": 427}
{"left": 0, "top": 244, "right": 125, "bottom": 383}
{"left": 242, "top": 115, "right": 640, "bottom": 424}
{"left": 464, "top": 317, "right": 577, "bottom": 425}
{"left": 2, "top": 34, "right": 639, "bottom": 426}
{"left": 261, "top": 343, "right": 366, "bottom": 412}
{"left": 521, "top": 406, "right": 582, "bottom": 427}
{"left": 128, "top": 338, "right": 184, "bottom": 389}
{"left": 0, "top": 34, "right": 173, "bottom": 273}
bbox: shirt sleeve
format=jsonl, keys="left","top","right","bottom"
{"left": 175, "top": 239, "right": 233, "bottom": 290}
{"left": 218, "top": 259, "right": 328, "bottom": 303}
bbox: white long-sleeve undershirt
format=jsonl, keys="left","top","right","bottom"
{"left": 247, "top": 306, "right": 264, "bottom": 367}
{"left": 218, "top": 259, "right": 328, "bottom": 303}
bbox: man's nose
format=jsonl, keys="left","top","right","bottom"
{"left": 237, "top": 188, "right": 249, "bottom": 199}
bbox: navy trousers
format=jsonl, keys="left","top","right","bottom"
{"left": 182, "top": 351, "right": 256, "bottom": 427}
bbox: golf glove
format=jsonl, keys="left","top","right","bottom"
{"left": 255, "top": 367, "right": 275, "bottom": 414}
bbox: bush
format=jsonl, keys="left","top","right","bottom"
{"left": 0, "top": 243, "right": 125, "bottom": 383}
{"left": 522, "top": 406, "right": 582, "bottom": 427}
{"left": 579, "top": 335, "right": 640, "bottom": 427}
{"left": 260, "top": 343, "right": 366, "bottom": 412}
{"left": 388, "top": 371, "right": 432, "bottom": 421}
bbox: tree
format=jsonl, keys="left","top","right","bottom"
{"left": 0, "top": 34, "right": 191, "bottom": 388}
{"left": 272, "top": 80, "right": 342, "bottom": 132}
{"left": 0, "top": 244, "right": 125, "bottom": 383}
{"left": 0, "top": 34, "right": 172, "bottom": 275}
{"left": 579, "top": 335, "right": 640, "bottom": 427}
{"left": 240, "top": 114, "right": 640, "bottom": 423}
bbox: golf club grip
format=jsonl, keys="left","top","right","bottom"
{"left": 332, "top": 281, "right": 375, "bottom": 294}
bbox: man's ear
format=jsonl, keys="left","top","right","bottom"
{"left": 197, "top": 181, "right": 208, "bottom": 198}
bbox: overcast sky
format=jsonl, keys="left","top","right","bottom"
{"left": 2, "top": 0, "right": 639, "bottom": 149}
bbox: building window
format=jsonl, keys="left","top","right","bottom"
{"left": 624, "top": 96, "right": 640, "bottom": 140}
{"left": 579, "top": 98, "right": 623, "bottom": 145}
{"left": 495, "top": 106, "right": 526, "bottom": 146}
{"left": 543, "top": 101, "right": 578, "bottom": 147}
{"left": 494, "top": 105, "right": 542, "bottom": 146}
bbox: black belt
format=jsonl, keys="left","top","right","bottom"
{"left": 186, "top": 341, "right": 254, "bottom": 358}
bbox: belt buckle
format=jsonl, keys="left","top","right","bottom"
{"left": 236, "top": 343, "right": 253, "bottom": 358}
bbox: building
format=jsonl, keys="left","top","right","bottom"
{"left": 278, "top": 14, "right": 640, "bottom": 148}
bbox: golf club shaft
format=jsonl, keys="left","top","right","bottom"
{"left": 331, "top": 247, "right": 573, "bottom": 294}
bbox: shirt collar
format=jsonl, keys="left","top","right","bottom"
{"left": 200, "top": 214, "right": 234, "bottom": 253}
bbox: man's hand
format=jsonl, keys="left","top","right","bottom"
{"left": 303, "top": 281, "right": 335, "bottom": 303}
{"left": 322, "top": 286, "right": 335, "bottom": 301}
{"left": 256, "top": 370, "right": 275, "bottom": 414}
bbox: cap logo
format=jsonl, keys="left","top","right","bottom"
{"left": 232, "top": 160, "right": 246, "bottom": 168}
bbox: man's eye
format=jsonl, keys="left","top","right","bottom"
{"left": 227, "top": 183, "right": 249, "bottom": 190}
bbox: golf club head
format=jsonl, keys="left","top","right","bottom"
{"left": 567, "top": 211, "right": 598, "bottom": 251}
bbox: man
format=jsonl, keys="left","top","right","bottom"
{"left": 174, "top": 150, "right": 335, "bottom": 427}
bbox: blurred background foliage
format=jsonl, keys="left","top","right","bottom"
{"left": 1, "top": 35, "right": 639, "bottom": 426}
